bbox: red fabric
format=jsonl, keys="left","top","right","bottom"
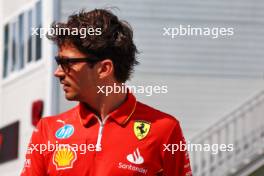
{"left": 21, "top": 93, "right": 192, "bottom": 176}
{"left": 0, "top": 133, "right": 3, "bottom": 150}
{"left": 32, "top": 100, "right": 44, "bottom": 127}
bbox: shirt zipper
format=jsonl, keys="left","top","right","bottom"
{"left": 94, "top": 115, "right": 110, "bottom": 151}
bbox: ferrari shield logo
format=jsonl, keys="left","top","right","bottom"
{"left": 134, "top": 121, "right": 151, "bottom": 140}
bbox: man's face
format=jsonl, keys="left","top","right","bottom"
{"left": 54, "top": 43, "right": 99, "bottom": 102}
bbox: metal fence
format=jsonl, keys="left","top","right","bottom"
{"left": 191, "top": 90, "right": 264, "bottom": 176}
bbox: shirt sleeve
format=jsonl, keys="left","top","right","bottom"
{"left": 161, "top": 121, "right": 192, "bottom": 176}
{"left": 21, "top": 119, "right": 46, "bottom": 176}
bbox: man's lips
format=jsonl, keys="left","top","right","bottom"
{"left": 60, "top": 81, "right": 71, "bottom": 91}
{"left": 63, "top": 85, "right": 69, "bottom": 91}
{"left": 62, "top": 84, "right": 71, "bottom": 92}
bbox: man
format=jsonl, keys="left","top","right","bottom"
{"left": 21, "top": 9, "right": 192, "bottom": 176}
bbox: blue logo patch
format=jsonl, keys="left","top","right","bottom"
{"left": 55, "top": 124, "right": 74, "bottom": 139}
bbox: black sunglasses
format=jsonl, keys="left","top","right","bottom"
{"left": 55, "top": 56, "right": 101, "bottom": 73}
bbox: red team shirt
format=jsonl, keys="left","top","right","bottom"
{"left": 21, "top": 93, "right": 192, "bottom": 176}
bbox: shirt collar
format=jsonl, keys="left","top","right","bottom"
{"left": 77, "top": 93, "right": 137, "bottom": 126}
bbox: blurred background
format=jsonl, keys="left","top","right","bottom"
{"left": 0, "top": 0, "right": 264, "bottom": 175}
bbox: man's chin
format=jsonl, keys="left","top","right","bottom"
{"left": 65, "top": 93, "right": 78, "bottom": 101}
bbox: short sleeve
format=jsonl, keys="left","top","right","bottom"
{"left": 21, "top": 119, "right": 46, "bottom": 176}
{"left": 161, "top": 121, "right": 192, "bottom": 176}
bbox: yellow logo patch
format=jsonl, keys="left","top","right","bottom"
{"left": 134, "top": 121, "right": 151, "bottom": 140}
{"left": 53, "top": 146, "right": 77, "bottom": 170}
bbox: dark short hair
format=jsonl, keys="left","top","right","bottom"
{"left": 47, "top": 9, "right": 139, "bottom": 82}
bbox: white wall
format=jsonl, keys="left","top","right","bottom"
{"left": 0, "top": 62, "right": 47, "bottom": 175}
{"left": 0, "top": 0, "right": 54, "bottom": 175}
{"left": 0, "top": 0, "right": 4, "bottom": 124}
{"left": 61, "top": 0, "right": 264, "bottom": 78}
{"left": 2, "top": 0, "right": 36, "bottom": 21}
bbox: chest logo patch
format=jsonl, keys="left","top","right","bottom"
{"left": 133, "top": 121, "right": 151, "bottom": 140}
{"left": 55, "top": 124, "right": 74, "bottom": 139}
{"left": 127, "top": 148, "right": 144, "bottom": 164}
{"left": 53, "top": 147, "right": 77, "bottom": 170}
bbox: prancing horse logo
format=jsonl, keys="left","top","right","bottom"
{"left": 133, "top": 121, "right": 151, "bottom": 140}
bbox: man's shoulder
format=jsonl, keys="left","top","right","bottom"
{"left": 34, "top": 105, "right": 79, "bottom": 139}
{"left": 135, "top": 101, "right": 183, "bottom": 144}
{"left": 136, "top": 101, "right": 180, "bottom": 129}
{"left": 38, "top": 105, "right": 79, "bottom": 126}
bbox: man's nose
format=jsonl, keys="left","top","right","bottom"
{"left": 54, "top": 66, "right": 65, "bottom": 78}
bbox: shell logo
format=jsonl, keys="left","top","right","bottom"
{"left": 53, "top": 147, "right": 77, "bottom": 170}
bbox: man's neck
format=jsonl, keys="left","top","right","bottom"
{"left": 98, "top": 91, "right": 127, "bottom": 120}
{"left": 82, "top": 91, "right": 127, "bottom": 121}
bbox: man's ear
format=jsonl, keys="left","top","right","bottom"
{"left": 97, "top": 59, "right": 114, "bottom": 79}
